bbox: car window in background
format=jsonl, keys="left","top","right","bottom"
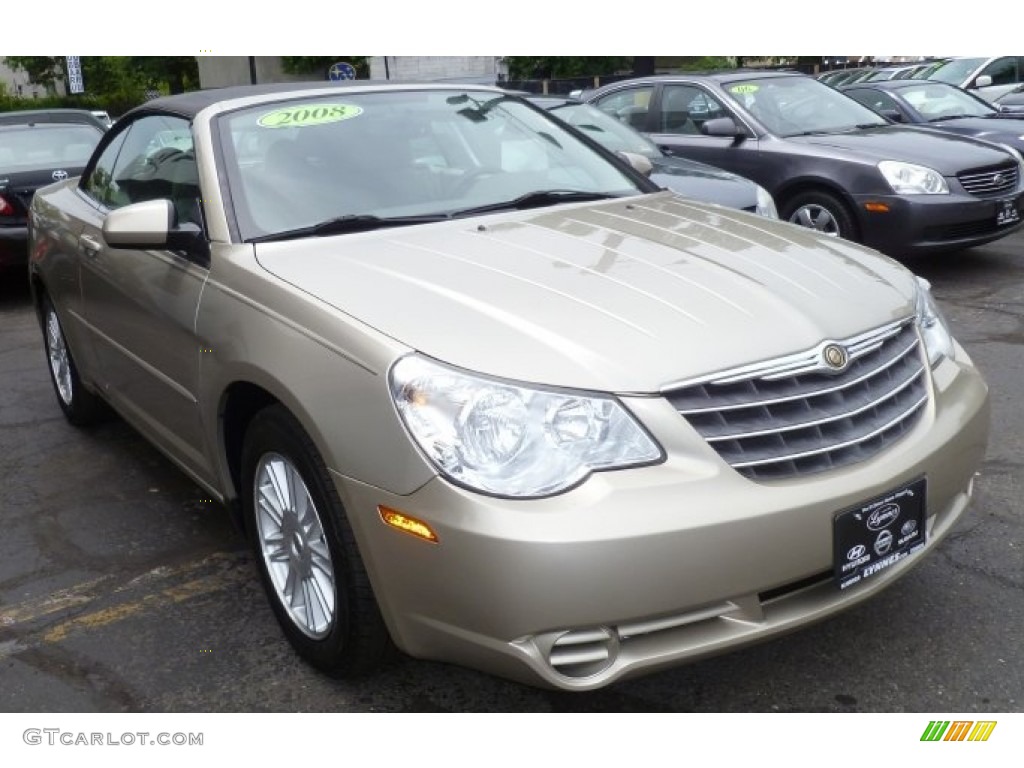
{"left": 977, "top": 57, "right": 1020, "bottom": 86}
{"left": 547, "top": 102, "right": 660, "bottom": 158}
{"left": 845, "top": 89, "right": 902, "bottom": 115}
{"left": 928, "top": 58, "right": 987, "bottom": 85}
{"left": 0, "top": 124, "right": 102, "bottom": 170}
{"left": 899, "top": 83, "right": 997, "bottom": 119}
{"left": 723, "top": 76, "right": 888, "bottom": 136}
{"left": 591, "top": 86, "right": 655, "bottom": 130}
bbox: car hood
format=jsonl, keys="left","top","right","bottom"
{"left": 254, "top": 192, "right": 917, "bottom": 393}
{"left": 927, "top": 117, "right": 1024, "bottom": 148}
{"left": 788, "top": 125, "right": 1014, "bottom": 173}
{"left": 649, "top": 156, "right": 758, "bottom": 210}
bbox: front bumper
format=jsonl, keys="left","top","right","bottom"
{"left": 0, "top": 225, "right": 29, "bottom": 269}
{"left": 854, "top": 190, "right": 1023, "bottom": 256}
{"left": 333, "top": 349, "right": 989, "bottom": 690}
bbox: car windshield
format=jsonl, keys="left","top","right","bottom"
{"left": 219, "top": 90, "right": 643, "bottom": 241}
{"left": 927, "top": 58, "right": 986, "bottom": 85}
{"left": 544, "top": 101, "right": 661, "bottom": 159}
{"left": 0, "top": 124, "right": 102, "bottom": 170}
{"left": 897, "top": 83, "right": 997, "bottom": 119}
{"left": 723, "top": 76, "right": 888, "bottom": 137}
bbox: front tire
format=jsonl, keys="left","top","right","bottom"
{"left": 782, "top": 190, "right": 858, "bottom": 241}
{"left": 241, "top": 404, "right": 391, "bottom": 676}
{"left": 41, "top": 296, "right": 105, "bottom": 426}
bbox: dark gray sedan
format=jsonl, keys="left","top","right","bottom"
{"left": 529, "top": 96, "right": 778, "bottom": 218}
{"left": 842, "top": 80, "right": 1024, "bottom": 155}
{"left": 586, "top": 71, "right": 1024, "bottom": 256}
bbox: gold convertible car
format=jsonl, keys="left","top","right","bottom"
{"left": 28, "top": 82, "right": 990, "bottom": 690}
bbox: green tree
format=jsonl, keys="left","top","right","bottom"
{"left": 504, "top": 57, "right": 633, "bottom": 79}
{"left": 127, "top": 57, "right": 200, "bottom": 95}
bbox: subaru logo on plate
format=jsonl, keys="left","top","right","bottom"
{"left": 874, "top": 529, "right": 893, "bottom": 556}
{"left": 867, "top": 503, "right": 900, "bottom": 531}
{"left": 901, "top": 519, "right": 918, "bottom": 537}
{"left": 52, "top": 169, "right": 68, "bottom": 181}
{"left": 822, "top": 343, "right": 848, "bottom": 371}
{"left": 847, "top": 544, "right": 866, "bottom": 561}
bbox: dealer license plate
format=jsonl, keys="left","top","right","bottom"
{"left": 834, "top": 477, "right": 926, "bottom": 590}
{"left": 996, "top": 198, "right": 1020, "bottom": 227}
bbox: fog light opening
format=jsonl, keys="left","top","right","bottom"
{"left": 378, "top": 506, "right": 439, "bottom": 543}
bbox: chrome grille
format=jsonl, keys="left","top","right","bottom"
{"left": 958, "top": 163, "right": 1019, "bottom": 197}
{"left": 666, "top": 320, "right": 928, "bottom": 480}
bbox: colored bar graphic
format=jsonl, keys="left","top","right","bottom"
{"left": 921, "top": 720, "right": 996, "bottom": 742}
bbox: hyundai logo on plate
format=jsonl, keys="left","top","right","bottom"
{"left": 846, "top": 544, "right": 867, "bottom": 561}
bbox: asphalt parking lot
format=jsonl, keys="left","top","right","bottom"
{"left": 1, "top": 230, "right": 1022, "bottom": 713}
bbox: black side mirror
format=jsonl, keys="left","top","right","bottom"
{"left": 880, "top": 109, "right": 905, "bottom": 123}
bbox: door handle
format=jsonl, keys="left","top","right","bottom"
{"left": 80, "top": 234, "right": 102, "bottom": 258}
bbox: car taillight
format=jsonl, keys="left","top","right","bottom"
{"left": 0, "top": 194, "right": 14, "bottom": 216}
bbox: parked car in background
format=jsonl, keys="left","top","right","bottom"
{"left": 994, "top": 85, "right": 1024, "bottom": 116}
{"left": 926, "top": 56, "right": 1024, "bottom": 104}
{"left": 530, "top": 95, "right": 777, "bottom": 218}
{"left": 27, "top": 82, "right": 990, "bottom": 690}
{"left": 0, "top": 120, "right": 104, "bottom": 271}
{"left": 842, "top": 80, "right": 1024, "bottom": 155}
{"left": 586, "top": 70, "right": 1024, "bottom": 255}
{"left": 90, "top": 110, "right": 114, "bottom": 129}
{"left": 0, "top": 108, "right": 108, "bottom": 131}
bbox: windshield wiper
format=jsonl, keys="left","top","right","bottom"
{"left": 247, "top": 213, "right": 450, "bottom": 243}
{"left": 450, "top": 190, "right": 620, "bottom": 217}
{"left": 928, "top": 114, "right": 971, "bottom": 122}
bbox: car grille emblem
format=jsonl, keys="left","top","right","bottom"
{"left": 993, "top": 173, "right": 1005, "bottom": 187}
{"left": 52, "top": 170, "right": 68, "bottom": 181}
{"left": 822, "top": 343, "right": 848, "bottom": 371}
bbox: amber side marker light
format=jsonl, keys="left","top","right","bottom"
{"left": 378, "top": 506, "right": 439, "bottom": 543}
{"left": 864, "top": 202, "right": 890, "bottom": 213}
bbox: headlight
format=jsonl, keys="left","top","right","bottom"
{"left": 389, "top": 355, "right": 663, "bottom": 497}
{"left": 915, "top": 277, "right": 954, "bottom": 366}
{"left": 878, "top": 161, "right": 949, "bottom": 195}
{"left": 755, "top": 184, "right": 779, "bottom": 219}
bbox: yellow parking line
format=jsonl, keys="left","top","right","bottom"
{"left": 42, "top": 573, "right": 245, "bottom": 643}
{"left": 1, "top": 553, "right": 251, "bottom": 648}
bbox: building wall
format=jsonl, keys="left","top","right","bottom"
{"left": 0, "top": 58, "right": 62, "bottom": 98}
{"left": 368, "top": 56, "right": 506, "bottom": 82}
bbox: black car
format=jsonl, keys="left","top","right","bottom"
{"left": 586, "top": 71, "right": 1024, "bottom": 255}
{"left": 0, "top": 108, "right": 108, "bottom": 131}
{"left": 842, "top": 80, "right": 1024, "bottom": 155}
{"left": 529, "top": 96, "right": 778, "bottom": 218}
{"left": 0, "top": 121, "right": 105, "bottom": 270}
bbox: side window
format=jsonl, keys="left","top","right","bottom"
{"left": 978, "top": 57, "right": 1017, "bottom": 86}
{"left": 593, "top": 86, "right": 654, "bottom": 131}
{"left": 658, "top": 85, "right": 726, "bottom": 134}
{"left": 83, "top": 129, "right": 129, "bottom": 208}
{"left": 107, "top": 115, "right": 201, "bottom": 225}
